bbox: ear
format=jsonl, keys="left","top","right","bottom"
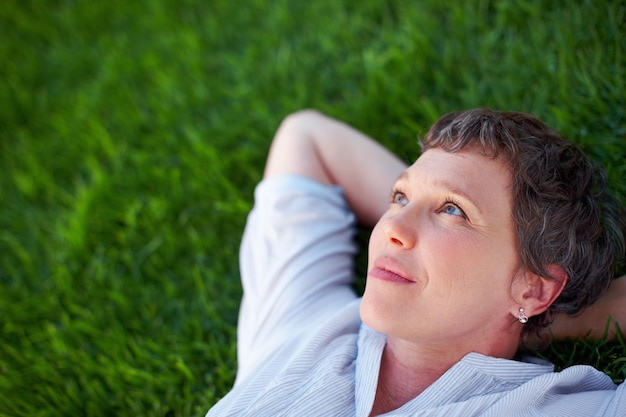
{"left": 510, "top": 264, "right": 568, "bottom": 319}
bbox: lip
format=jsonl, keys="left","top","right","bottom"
{"left": 369, "top": 257, "right": 416, "bottom": 284}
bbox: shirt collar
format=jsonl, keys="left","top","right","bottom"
{"left": 354, "top": 324, "right": 555, "bottom": 415}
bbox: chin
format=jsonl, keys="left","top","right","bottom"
{"left": 359, "top": 292, "right": 394, "bottom": 334}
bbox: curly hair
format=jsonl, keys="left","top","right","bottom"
{"left": 420, "top": 109, "right": 625, "bottom": 337}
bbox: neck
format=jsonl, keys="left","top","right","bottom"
{"left": 369, "top": 339, "right": 450, "bottom": 416}
{"left": 369, "top": 333, "right": 521, "bottom": 416}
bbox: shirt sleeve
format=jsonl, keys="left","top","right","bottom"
{"left": 235, "top": 175, "right": 359, "bottom": 383}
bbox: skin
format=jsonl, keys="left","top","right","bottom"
{"left": 264, "top": 109, "right": 404, "bottom": 226}
{"left": 536, "top": 277, "right": 626, "bottom": 342}
{"left": 263, "top": 109, "right": 626, "bottom": 416}
{"left": 361, "top": 149, "right": 565, "bottom": 414}
{"left": 362, "top": 149, "right": 524, "bottom": 356}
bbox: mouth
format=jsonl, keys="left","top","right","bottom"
{"left": 369, "top": 257, "right": 416, "bottom": 284}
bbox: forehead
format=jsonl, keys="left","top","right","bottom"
{"left": 403, "top": 148, "right": 513, "bottom": 215}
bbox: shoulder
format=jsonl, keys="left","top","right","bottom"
{"left": 516, "top": 364, "right": 620, "bottom": 416}
{"left": 236, "top": 299, "right": 362, "bottom": 385}
{"left": 209, "top": 301, "right": 363, "bottom": 416}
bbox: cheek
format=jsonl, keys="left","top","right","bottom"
{"left": 427, "top": 230, "right": 520, "bottom": 297}
{"left": 423, "top": 232, "right": 504, "bottom": 298}
{"left": 425, "top": 231, "right": 482, "bottom": 272}
{"left": 367, "top": 223, "right": 385, "bottom": 264}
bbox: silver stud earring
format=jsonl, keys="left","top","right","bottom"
{"left": 518, "top": 308, "right": 529, "bottom": 324}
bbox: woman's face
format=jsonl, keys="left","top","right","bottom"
{"left": 361, "top": 148, "right": 522, "bottom": 351}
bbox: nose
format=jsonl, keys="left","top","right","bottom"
{"left": 383, "top": 210, "right": 417, "bottom": 249}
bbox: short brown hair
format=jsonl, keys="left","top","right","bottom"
{"left": 421, "top": 108, "right": 625, "bottom": 336}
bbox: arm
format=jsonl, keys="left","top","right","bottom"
{"left": 545, "top": 275, "right": 626, "bottom": 340}
{"left": 266, "top": 111, "right": 626, "bottom": 344}
{"left": 236, "top": 110, "right": 407, "bottom": 382}
{"left": 264, "top": 109, "right": 407, "bottom": 227}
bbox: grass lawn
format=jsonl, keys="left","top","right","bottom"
{"left": 1, "top": 0, "right": 625, "bottom": 415}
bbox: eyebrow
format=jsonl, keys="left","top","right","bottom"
{"left": 395, "top": 171, "right": 483, "bottom": 216}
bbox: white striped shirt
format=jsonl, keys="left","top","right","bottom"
{"left": 206, "top": 176, "right": 625, "bottom": 416}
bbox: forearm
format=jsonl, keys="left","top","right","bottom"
{"left": 264, "top": 110, "right": 407, "bottom": 227}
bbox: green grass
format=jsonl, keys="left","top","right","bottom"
{"left": 1, "top": 0, "right": 625, "bottom": 415}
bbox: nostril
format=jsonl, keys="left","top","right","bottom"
{"left": 390, "top": 237, "right": 403, "bottom": 246}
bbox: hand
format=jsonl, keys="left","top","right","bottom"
{"left": 542, "top": 275, "right": 626, "bottom": 341}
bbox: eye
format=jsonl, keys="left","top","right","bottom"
{"left": 390, "top": 189, "right": 408, "bottom": 205}
{"left": 442, "top": 202, "right": 466, "bottom": 218}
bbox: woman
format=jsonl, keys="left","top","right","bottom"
{"left": 207, "top": 109, "right": 626, "bottom": 416}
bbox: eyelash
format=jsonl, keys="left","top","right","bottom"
{"left": 389, "top": 188, "right": 468, "bottom": 219}
{"left": 389, "top": 188, "right": 406, "bottom": 204}
{"left": 441, "top": 197, "right": 467, "bottom": 218}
